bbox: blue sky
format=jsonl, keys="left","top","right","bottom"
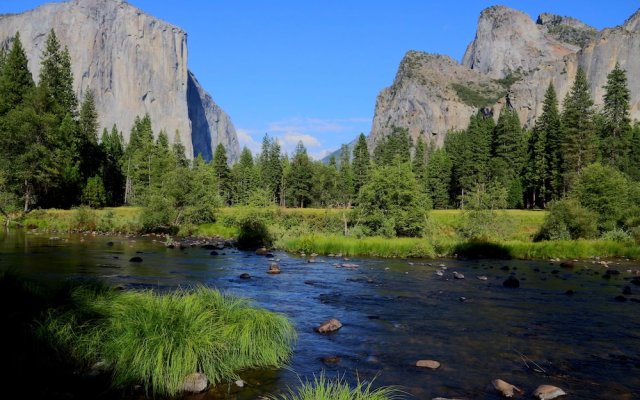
{"left": 2, "top": 1, "right": 638, "bottom": 159}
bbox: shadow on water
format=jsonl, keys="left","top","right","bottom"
{"left": 1, "top": 228, "right": 639, "bottom": 399}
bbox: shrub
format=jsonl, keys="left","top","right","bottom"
{"left": 356, "top": 163, "right": 430, "bottom": 237}
{"left": 573, "top": 163, "right": 631, "bottom": 231}
{"left": 237, "top": 214, "right": 272, "bottom": 249}
{"left": 140, "top": 194, "right": 176, "bottom": 232}
{"left": 601, "top": 228, "right": 633, "bottom": 243}
{"left": 269, "top": 372, "right": 402, "bottom": 400}
{"left": 81, "top": 176, "right": 107, "bottom": 208}
{"left": 73, "top": 206, "right": 98, "bottom": 231}
{"left": 42, "top": 285, "right": 296, "bottom": 397}
{"left": 535, "top": 199, "right": 598, "bottom": 241}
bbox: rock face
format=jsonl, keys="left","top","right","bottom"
{"left": 369, "top": 6, "right": 640, "bottom": 151}
{"left": 0, "top": 0, "right": 239, "bottom": 161}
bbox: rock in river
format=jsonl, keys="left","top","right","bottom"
{"left": 533, "top": 385, "right": 566, "bottom": 400}
{"left": 453, "top": 271, "right": 465, "bottom": 279}
{"left": 416, "top": 359, "right": 441, "bottom": 369}
{"left": 183, "top": 372, "right": 208, "bottom": 393}
{"left": 239, "top": 273, "right": 251, "bottom": 280}
{"left": 492, "top": 379, "right": 523, "bottom": 398}
{"left": 503, "top": 276, "right": 520, "bottom": 288}
{"left": 267, "top": 262, "right": 281, "bottom": 274}
{"left": 129, "top": 256, "right": 143, "bottom": 263}
{"left": 315, "top": 318, "right": 342, "bottom": 333}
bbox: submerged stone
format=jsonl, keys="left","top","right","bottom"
{"left": 503, "top": 276, "right": 520, "bottom": 288}
{"left": 129, "top": 256, "right": 143, "bottom": 262}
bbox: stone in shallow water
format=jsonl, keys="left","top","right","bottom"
{"left": 532, "top": 384, "right": 566, "bottom": 400}
{"left": 129, "top": 256, "right": 143, "bottom": 262}
{"left": 503, "top": 276, "right": 520, "bottom": 288}
{"left": 315, "top": 318, "right": 342, "bottom": 333}
{"left": 491, "top": 379, "right": 522, "bottom": 398}
{"left": 416, "top": 359, "right": 440, "bottom": 369}
{"left": 183, "top": 372, "right": 207, "bottom": 393}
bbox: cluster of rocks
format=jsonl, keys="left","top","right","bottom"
{"left": 492, "top": 379, "right": 566, "bottom": 399}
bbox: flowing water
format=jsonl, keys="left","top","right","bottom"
{"left": 1, "top": 229, "right": 639, "bottom": 399}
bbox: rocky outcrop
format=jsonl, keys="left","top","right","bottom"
{"left": 187, "top": 71, "right": 239, "bottom": 161}
{"left": 369, "top": 6, "right": 640, "bottom": 151}
{"left": 0, "top": 0, "right": 239, "bottom": 161}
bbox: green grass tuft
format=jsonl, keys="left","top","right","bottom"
{"left": 42, "top": 285, "right": 297, "bottom": 396}
{"left": 269, "top": 372, "right": 403, "bottom": 400}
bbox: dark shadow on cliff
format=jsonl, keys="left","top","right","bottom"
{"left": 187, "top": 70, "right": 213, "bottom": 161}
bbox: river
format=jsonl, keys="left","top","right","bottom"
{"left": 1, "top": 229, "right": 639, "bottom": 399}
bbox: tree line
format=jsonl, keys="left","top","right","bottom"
{"left": 1, "top": 29, "right": 639, "bottom": 238}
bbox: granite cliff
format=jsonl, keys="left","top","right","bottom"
{"left": 369, "top": 6, "right": 640, "bottom": 151}
{"left": 0, "top": 0, "right": 239, "bottom": 161}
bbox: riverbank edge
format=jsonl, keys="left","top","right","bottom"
{"left": 5, "top": 221, "right": 639, "bottom": 261}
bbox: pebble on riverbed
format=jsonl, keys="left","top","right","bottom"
{"left": 533, "top": 384, "right": 566, "bottom": 400}
{"left": 183, "top": 372, "right": 208, "bottom": 393}
{"left": 315, "top": 318, "right": 342, "bottom": 333}
{"left": 416, "top": 359, "right": 441, "bottom": 369}
{"left": 453, "top": 272, "right": 464, "bottom": 279}
{"left": 492, "top": 379, "right": 523, "bottom": 398}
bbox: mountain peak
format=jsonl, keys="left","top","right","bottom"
{"left": 623, "top": 8, "right": 640, "bottom": 31}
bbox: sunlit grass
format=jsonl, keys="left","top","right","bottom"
{"left": 42, "top": 285, "right": 297, "bottom": 396}
{"left": 269, "top": 372, "right": 403, "bottom": 400}
{"left": 282, "top": 234, "right": 436, "bottom": 258}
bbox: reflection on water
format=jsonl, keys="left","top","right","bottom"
{"left": 1, "top": 229, "right": 639, "bottom": 399}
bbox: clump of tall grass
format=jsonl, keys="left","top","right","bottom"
{"left": 42, "top": 285, "right": 297, "bottom": 396}
{"left": 269, "top": 372, "right": 403, "bottom": 400}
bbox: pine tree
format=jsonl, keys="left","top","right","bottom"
{"left": 124, "top": 114, "right": 155, "bottom": 204}
{"left": 258, "top": 134, "right": 283, "bottom": 204}
{"left": 100, "top": 125, "right": 125, "bottom": 205}
{"left": 213, "top": 143, "right": 232, "bottom": 205}
{"left": 601, "top": 63, "right": 632, "bottom": 171}
{"left": 352, "top": 133, "right": 370, "bottom": 194}
{"left": 491, "top": 107, "right": 524, "bottom": 180}
{"left": 412, "top": 136, "right": 427, "bottom": 186}
{"left": 78, "top": 90, "right": 103, "bottom": 185}
{"left": 288, "top": 141, "right": 313, "bottom": 207}
{"left": 629, "top": 123, "right": 640, "bottom": 181}
{"left": 231, "top": 147, "right": 258, "bottom": 205}
{"left": 562, "top": 67, "right": 597, "bottom": 189}
{"left": 0, "top": 32, "right": 34, "bottom": 114}
{"left": 491, "top": 106, "right": 525, "bottom": 208}
{"left": 337, "top": 144, "right": 354, "bottom": 206}
{"left": 39, "top": 30, "right": 77, "bottom": 118}
{"left": 373, "top": 126, "right": 412, "bottom": 166}
{"left": 525, "top": 84, "right": 562, "bottom": 207}
{"left": 172, "top": 131, "right": 189, "bottom": 168}
{"left": 425, "top": 148, "right": 452, "bottom": 208}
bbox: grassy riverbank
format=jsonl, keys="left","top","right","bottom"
{"left": 1, "top": 272, "right": 296, "bottom": 397}
{"left": 5, "top": 207, "right": 640, "bottom": 260}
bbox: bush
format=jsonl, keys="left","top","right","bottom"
{"left": 73, "top": 206, "right": 98, "bottom": 231}
{"left": 573, "top": 163, "right": 631, "bottom": 231}
{"left": 535, "top": 199, "right": 598, "bottom": 241}
{"left": 601, "top": 228, "right": 633, "bottom": 243}
{"left": 81, "top": 176, "right": 107, "bottom": 208}
{"left": 269, "top": 372, "right": 401, "bottom": 400}
{"left": 356, "top": 163, "right": 430, "bottom": 237}
{"left": 140, "top": 194, "right": 176, "bottom": 232}
{"left": 237, "top": 215, "right": 272, "bottom": 249}
{"left": 42, "top": 285, "right": 296, "bottom": 397}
